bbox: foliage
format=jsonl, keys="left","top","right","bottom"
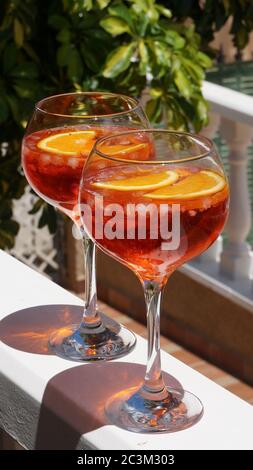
{"left": 164, "top": 0, "right": 253, "bottom": 51}
{"left": 0, "top": 0, "right": 252, "bottom": 248}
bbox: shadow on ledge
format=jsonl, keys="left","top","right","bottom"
{"left": 0, "top": 304, "right": 86, "bottom": 355}
{"left": 35, "top": 362, "right": 182, "bottom": 449}
{"left": 0, "top": 305, "right": 184, "bottom": 448}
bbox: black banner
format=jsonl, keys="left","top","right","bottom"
{"left": 0, "top": 449, "right": 250, "bottom": 466}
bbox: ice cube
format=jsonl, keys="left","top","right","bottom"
{"left": 68, "top": 158, "right": 79, "bottom": 169}
{"left": 41, "top": 154, "right": 51, "bottom": 164}
{"left": 188, "top": 210, "right": 197, "bottom": 217}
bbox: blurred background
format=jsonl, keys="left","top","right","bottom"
{"left": 0, "top": 1, "right": 253, "bottom": 390}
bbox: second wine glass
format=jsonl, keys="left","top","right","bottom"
{"left": 80, "top": 129, "right": 229, "bottom": 432}
{"left": 22, "top": 92, "right": 149, "bottom": 361}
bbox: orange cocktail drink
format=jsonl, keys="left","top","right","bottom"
{"left": 79, "top": 129, "right": 229, "bottom": 433}
{"left": 82, "top": 140, "right": 228, "bottom": 284}
{"left": 22, "top": 127, "right": 107, "bottom": 216}
{"left": 21, "top": 92, "right": 149, "bottom": 362}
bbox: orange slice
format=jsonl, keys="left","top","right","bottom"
{"left": 144, "top": 170, "right": 226, "bottom": 200}
{"left": 37, "top": 130, "right": 96, "bottom": 155}
{"left": 93, "top": 170, "right": 178, "bottom": 191}
{"left": 99, "top": 143, "right": 147, "bottom": 156}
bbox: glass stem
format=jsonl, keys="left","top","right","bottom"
{"left": 142, "top": 280, "right": 167, "bottom": 397}
{"left": 81, "top": 231, "right": 101, "bottom": 328}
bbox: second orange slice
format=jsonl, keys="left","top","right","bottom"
{"left": 144, "top": 170, "right": 226, "bottom": 200}
{"left": 99, "top": 143, "right": 147, "bottom": 156}
{"left": 93, "top": 170, "right": 178, "bottom": 191}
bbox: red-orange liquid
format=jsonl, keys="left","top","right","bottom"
{"left": 82, "top": 164, "right": 229, "bottom": 283}
{"left": 22, "top": 126, "right": 115, "bottom": 216}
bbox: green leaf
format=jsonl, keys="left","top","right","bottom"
{"left": 108, "top": 3, "right": 133, "bottom": 28}
{"left": 67, "top": 49, "right": 83, "bottom": 82}
{"left": 196, "top": 96, "right": 209, "bottom": 122}
{"left": 80, "top": 35, "right": 109, "bottom": 72}
{"left": 1, "top": 219, "right": 19, "bottom": 236}
{"left": 236, "top": 26, "right": 249, "bottom": 49}
{"left": 138, "top": 40, "right": 149, "bottom": 75}
{"left": 57, "top": 28, "right": 71, "bottom": 43}
{"left": 196, "top": 51, "right": 213, "bottom": 69}
{"left": 83, "top": 0, "right": 93, "bottom": 10}
{"left": 145, "top": 98, "right": 162, "bottom": 122}
{"left": 100, "top": 17, "right": 131, "bottom": 36}
{"left": 80, "top": 43, "right": 100, "bottom": 72}
{"left": 48, "top": 15, "right": 70, "bottom": 30}
{"left": 177, "top": 96, "right": 196, "bottom": 122}
{"left": 97, "top": 0, "right": 111, "bottom": 8}
{"left": 12, "top": 177, "right": 26, "bottom": 200}
{"left": 2, "top": 44, "right": 17, "bottom": 74}
{"left": 10, "top": 62, "right": 39, "bottom": 79}
{"left": 182, "top": 57, "right": 204, "bottom": 81}
{"left": 0, "top": 220, "right": 19, "bottom": 249}
{"left": 5, "top": 95, "right": 20, "bottom": 122}
{"left": 132, "top": 0, "right": 159, "bottom": 22}
{"left": 13, "top": 18, "right": 24, "bottom": 47}
{"left": 29, "top": 199, "right": 44, "bottom": 215}
{"left": 0, "top": 229, "right": 15, "bottom": 249}
{"left": 156, "top": 5, "right": 172, "bottom": 19}
{"left": 0, "top": 96, "right": 10, "bottom": 123}
{"left": 57, "top": 44, "right": 72, "bottom": 67}
{"left": 151, "top": 40, "right": 171, "bottom": 67}
{"left": 13, "top": 80, "right": 39, "bottom": 99}
{"left": 149, "top": 87, "right": 163, "bottom": 98}
{"left": 165, "top": 31, "right": 185, "bottom": 49}
{"left": 103, "top": 42, "right": 136, "bottom": 78}
{"left": 0, "top": 200, "right": 12, "bottom": 219}
{"left": 38, "top": 205, "right": 57, "bottom": 234}
{"left": 22, "top": 43, "right": 40, "bottom": 63}
{"left": 174, "top": 68, "right": 192, "bottom": 100}
{"left": 136, "top": 16, "right": 149, "bottom": 37}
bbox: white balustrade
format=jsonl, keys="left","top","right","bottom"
{"left": 219, "top": 119, "right": 253, "bottom": 280}
{"left": 201, "top": 81, "right": 253, "bottom": 294}
{"left": 200, "top": 112, "right": 223, "bottom": 263}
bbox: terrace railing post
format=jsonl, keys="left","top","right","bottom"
{"left": 199, "top": 112, "right": 223, "bottom": 263}
{"left": 219, "top": 118, "right": 253, "bottom": 281}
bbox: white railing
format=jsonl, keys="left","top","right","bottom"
{"left": 192, "top": 81, "right": 253, "bottom": 300}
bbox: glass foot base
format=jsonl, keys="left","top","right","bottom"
{"left": 48, "top": 316, "right": 136, "bottom": 361}
{"left": 105, "top": 385, "right": 203, "bottom": 433}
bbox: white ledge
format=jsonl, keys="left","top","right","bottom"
{"left": 203, "top": 80, "right": 253, "bottom": 125}
{"left": 0, "top": 250, "right": 253, "bottom": 450}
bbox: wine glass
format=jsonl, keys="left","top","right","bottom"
{"left": 22, "top": 92, "right": 149, "bottom": 361}
{"left": 80, "top": 129, "right": 229, "bottom": 432}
